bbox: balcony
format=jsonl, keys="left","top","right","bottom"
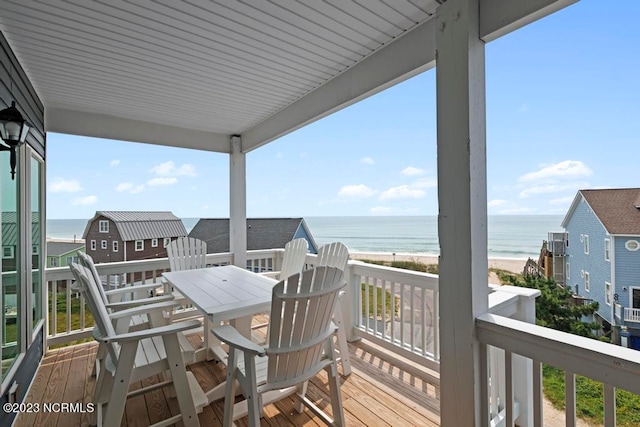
{"left": 17, "top": 250, "right": 640, "bottom": 426}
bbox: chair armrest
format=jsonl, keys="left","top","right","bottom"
{"left": 100, "top": 319, "right": 202, "bottom": 343}
{"left": 104, "top": 282, "right": 164, "bottom": 297}
{"left": 105, "top": 294, "right": 175, "bottom": 311}
{"left": 212, "top": 324, "right": 266, "bottom": 356}
{"left": 258, "top": 271, "right": 280, "bottom": 280}
{"left": 108, "top": 300, "right": 180, "bottom": 321}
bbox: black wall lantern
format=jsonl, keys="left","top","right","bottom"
{"left": 0, "top": 101, "right": 31, "bottom": 180}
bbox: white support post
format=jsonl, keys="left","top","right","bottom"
{"left": 436, "top": 0, "right": 488, "bottom": 426}
{"left": 229, "top": 135, "right": 247, "bottom": 268}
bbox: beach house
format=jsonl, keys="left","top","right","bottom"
{"left": 82, "top": 211, "right": 187, "bottom": 263}
{"left": 46, "top": 241, "right": 85, "bottom": 268}
{"left": 189, "top": 218, "right": 318, "bottom": 255}
{"left": 553, "top": 188, "right": 640, "bottom": 349}
{"left": 2, "top": 1, "right": 639, "bottom": 426}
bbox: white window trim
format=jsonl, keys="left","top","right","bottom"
{"left": 152, "top": 238, "right": 158, "bottom": 247}
{"left": 626, "top": 240, "right": 640, "bottom": 251}
{"left": 584, "top": 271, "right": 590, "bottom": 292}
{"left": 99, "top": 220, "right": 109, "bottom": 233}
{"left": 90, "top": 240, "right": 96, "bottom": 251}
{"left": 583, "top": 234, "right": 589, "bottom": 255}
{"left": 566, "top": 262, "right": 570, "bottom": 280}
{"left": 2, "top": 246, "right": 14, "bottom": 259}
{"left": 101, "top": 240, "right": 107, "bottom": 250}
{"left": 604, "top": 238, "right": 611, "bottom": 261}
{"left": 630, "top": 286, "right": 640, "bottom": 309}
{"left": 135, "top": 240, "right": 144, "bottom": 251}
{"left": 113, "top": 241, "right": 119, "bottom": 252}
{"left": 605, "top": 281, "right": 612, "bottom": 305}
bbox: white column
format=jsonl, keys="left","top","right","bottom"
{"left": 436, "top": 0, "right": 488, "bottom": 426}
{"left": 229, "top": 135, "right": 247, "bottom": 268}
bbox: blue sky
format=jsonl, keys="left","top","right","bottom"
{"left": 46, "top": 0, "right": 640, "bottom": 219}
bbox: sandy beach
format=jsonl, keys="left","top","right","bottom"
{"left": 351, "top": 251, "right": 526, "bottom": 275}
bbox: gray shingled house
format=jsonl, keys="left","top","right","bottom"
{"left": 188, "top": 218, "right": 318, "bottom": 254}
{"left": 82, "top": 211, "right": 187, "bottom": 263}
{"left": 46, "top": 241, "right": 85, "bottom": 267}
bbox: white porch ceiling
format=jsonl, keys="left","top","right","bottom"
{"left": 0, "top": 0, "right": 576, "bottom": 153}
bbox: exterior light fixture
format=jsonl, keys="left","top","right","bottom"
{"left": 0, "top": 101, "right": 31, "bottom": 180}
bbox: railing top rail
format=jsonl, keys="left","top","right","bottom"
{"left": 477, "top": 313, "right": 640, "bottom": 395}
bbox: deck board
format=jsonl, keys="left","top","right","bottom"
{"left": 16, "top": 325, "right": 441, "bottom": 427}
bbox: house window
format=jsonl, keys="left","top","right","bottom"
{"left": 113, "top": 241, "right": 119, "bottom": 252}
{"left": 626, "top": 240, "right": 640, "bottom": 251}
{"left": 101, "top": 240, "right": 107, "bottom": 249}
{"left": 152, "top": 238, "right": 158, "bottom": 247}
{"left": 584, "top": 271, "right": 590, "bottom": 292}
{"left": 605, "top": 282, "right": 612, "bottom": 305}
{"left": 583, "top": 235, "right": 589, "bottom": 254}
{"left": 50, "top": 258, "right": 57, "bottom": 267}
{"left": 99, "top": 220, "right": 109, "bottom": 233}
{"left": 604, "top": 238, "right": 611, "bottom": 261}
{"left": 164, "top": 237, "right": 171, "bottom": 248}
{"left": 135, "top": 240, "right": 144, "bottom": 251}
{"left": 2, "top": 246, "right": 14, "bottom": 259}
{"left": 66, "top": 256, "right": 78, "bottom": 265}
{"left": 91, "top": 240, "right": 97, "bottom": 251}
{"left": 566, "top": 262, "right": 570, "bottom": 280}
{"left": 32, "top": 245, "right": 39, "bottom": 255}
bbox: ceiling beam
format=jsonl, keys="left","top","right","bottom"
{"left": 46, "top": 107, "right": 231, "bottom": 153}
{"left": 480, "top": 0, "right": 579, "bottom": 42}
{"left": 241, "top": 18, "right": 438, "bottom": 153}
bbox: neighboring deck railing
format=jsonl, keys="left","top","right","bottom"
{"left": 624, "top": 307, "right": 640, "bottom": 323}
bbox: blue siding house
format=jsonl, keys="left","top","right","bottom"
{"left": 560, "top": 188, "right": 640, "bottom": 349}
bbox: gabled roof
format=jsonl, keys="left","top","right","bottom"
{"left": 47, "top": 241, "right": 85, "bottom": 257}
{"left": 189, "top": 218, "right": 317, "bottom": 254}
{"left": 82, "top": 211, "right": 187, "bottom": 241}
{"left": 562, "top": 188, "right": 640, "bottom": 235}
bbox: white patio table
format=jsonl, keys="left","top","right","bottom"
{"left": 162, "top": 265, "right": 277, "bottom": 403}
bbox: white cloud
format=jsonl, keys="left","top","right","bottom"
{"left": 411, "top": 178, "right": 437, "bottom": 189}
{"left": 549, "top": 196, "right": 574, "bottom": 206}
{"left": 116, "top": 182, "right": 144, "bottom": 194}
{"left": 379, "top": 185, "right": 425, "bottom": 201}
{"left": 337, "top": 184, "right": 377, "bottom": 198}
{"left": 150, "top": 161, "right": 196, "bottom": 177}
{"left": 519, "top": 183, "right": 585, "bottom": 198}
{"left": 72, "top": 195, "right": 97, "bottom": 206}
{"left": 147, "top": 177, "right": 178, "bottom": 186}
{"left": 360, "top": 157, "right": 375, "bottom": 165}
{"left": 401, "top": 166, "right": 426, "bottom": 176}
{"left": 519, "top": 160, "right": 592, "bottom": 183}
{"left": 50, "top": 178, "right": 82, "bottom": 193}
{"left": 110, "top": 160, "right": 120, "bottom": 167}
{"left": 488, "top": 199, "right": 507, "bottom": 208}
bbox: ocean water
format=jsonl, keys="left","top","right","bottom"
{"left": 46, "top": 215, "right": 563, "bottom": 260}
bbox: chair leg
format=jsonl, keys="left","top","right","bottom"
{"left": 163, "top": 334, "right": 199, "bottom": 427}
{"left": 223, "top": 349, "right": 238, "bottom": 427}
{"left": 333, "top": 303, "right": 352, "bottom": 376}
{"left": 103, "top": 342, "right": 137, "bottom": 427}
{"left": 295, "top": 381, "right": 308, "bottom": 413}
{"left": 244, "top": 353, "right": 261, "bottom": 427}
{"left": 326, "top": 340, "right": 346, "bottom": 426}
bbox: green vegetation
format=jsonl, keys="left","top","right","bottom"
{"left": 359, "top": 258, "right": 438, "bottom": 274}
{"left": 361, "top": 283, "right": 399, "bottom": 319}
{"left": 49, "top": 292, "right": 94, "bottom": 348}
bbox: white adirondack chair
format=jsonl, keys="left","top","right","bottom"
{"left": 212, "top": 266, "right": 346, "bottom": 427}
{"left": 165, "top": 237, "right": 208, "bottom": 317}
{"left": 260, "top": 238, "right": 308, "bottom": 280}
{"left": 317, "top": 242, "right": 352, "bottom": 375}
{"left": 70, "top": 263, "right": 206, "bottom": 427}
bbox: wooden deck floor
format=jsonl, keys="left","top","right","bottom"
{"left": 15, "top": 321, "right": 440, "bottom": 426}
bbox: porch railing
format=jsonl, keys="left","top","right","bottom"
{"left": 624, "top": 307, "right": 640, "bottom": 323}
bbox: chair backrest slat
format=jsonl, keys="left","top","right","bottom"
{"left": 317, "top": 242, "right": 349, "bottom": 272}
{"left": 279, "top": 238, "right": 308, "bottom": 280}
{"left": 167, "top": 237, "right": 207, "bottom": 271}
{"left": 77, "top": 251, "right": 109, "bottom": 305}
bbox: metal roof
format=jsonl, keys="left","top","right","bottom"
{"left": 189, "top": 218, "right": 316, "bottom": 253}
{"left": 46, "top": 241, "right": 85, "bottom": 257}
{"left": 83, "top": 211, "right": 187, "bottom": 241}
